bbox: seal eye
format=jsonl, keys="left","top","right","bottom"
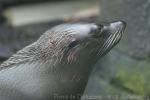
{"left": 68, "top": 40, "right": 79, "bottom": 49}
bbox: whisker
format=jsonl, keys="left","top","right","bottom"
{"left": 97, "top": 28, "right": 121, "bottom": 57}
{"left": 97, "top": 34, "right": 113, "bottom": 56}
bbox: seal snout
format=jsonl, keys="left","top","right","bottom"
{"left": 110, "top": 21, "right": 126, "bottom": 32}
{"left": 101, "top": 20, "right": 126, "bottom": 37}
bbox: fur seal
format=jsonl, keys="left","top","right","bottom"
{"left": 0, "top": 21, "right": 126, "bottom": 100}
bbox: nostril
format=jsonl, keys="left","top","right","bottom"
{"left": 91, "top": 25, "right": 104, "bottom": 37}
{"left": 96, "top": 24, "right": 104, "bottom": 31}
{"left": 94, "top": 24, "right": 104, "bottom": 35}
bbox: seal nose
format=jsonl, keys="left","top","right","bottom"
{"left": 106, "top": 21, "right": 126, "bottom": 35}
{"left": 110, "top": 21, "right": 126, "bottom": 31}
{"left": 93, "top": 21, "right": 126, "bottom": 37}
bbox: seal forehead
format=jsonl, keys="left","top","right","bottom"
{"left": 65, "top": 23, "right": 98, "bottom": 39}
{"left": 69, "top": 23, "right": 97, "bottom": 33}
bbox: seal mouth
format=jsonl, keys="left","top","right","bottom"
{"left": 97, "top": 21, "right": 126, "bottom": 56}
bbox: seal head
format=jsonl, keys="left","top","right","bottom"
{"left": 0, "top": 21, "right": 126, "bottom": 100}
{"left": 51, "top": 21, "right": 126, "bottom": 64}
